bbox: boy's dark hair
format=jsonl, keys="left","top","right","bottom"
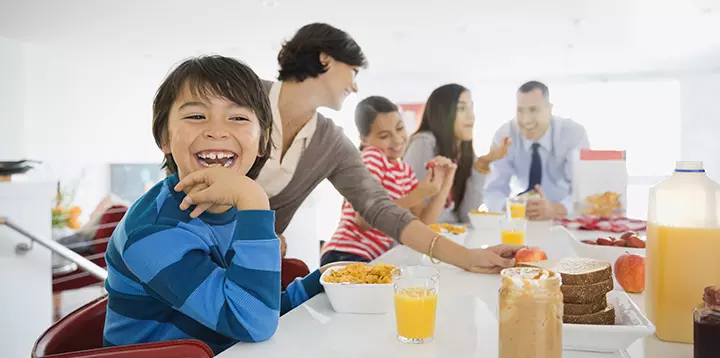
{"left": 277, "top": 23, "right": 368, "bottom": 82}
{"left": 518, "top": 80, "right": 550, "bottom": 102}
{"left": 355, "top": 96, "right": 398, "bottom": 150}
{"left": 152, "top": 55, "right": 273, "bottom": 179}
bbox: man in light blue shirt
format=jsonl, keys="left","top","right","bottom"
{"left": 484, "top": 81, "right": 589, "bottom": 220}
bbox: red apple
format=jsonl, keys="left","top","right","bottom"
{"left": 515, "top": 247, "right": 548, "bottom": 263}
{"left": 615, "top": 253, "right": 645, "bottom": 293}
{"left": 597, "top": 237, "right": 613, "bottom": 246}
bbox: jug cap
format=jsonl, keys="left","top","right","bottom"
{"left": 675, "top": 161, "right": 705, "bottom": 173}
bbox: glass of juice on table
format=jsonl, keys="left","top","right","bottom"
{"left": 392, "top": 266, "right": 439, "bottom": 344}
{"left": 506, "top": 196, "right": 527, "bottom": 219}
{"left": 500, "top": 218, "right": 526, "bottom": 245}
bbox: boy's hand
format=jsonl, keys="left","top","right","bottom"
{"left": 174, "top": 167, "right": 270, "bottom": 218}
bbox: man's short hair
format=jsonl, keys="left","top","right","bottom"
{"left": 518, "top": 81, "right": 550, "bottom": 102}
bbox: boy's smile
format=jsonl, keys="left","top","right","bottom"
{"left": 195, "top": 150, "right": 237, "bottom": 168}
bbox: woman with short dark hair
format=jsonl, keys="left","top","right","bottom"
{"left": 256, "top": 23, "right": 521, "bottom": 273}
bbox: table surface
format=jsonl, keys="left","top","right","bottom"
{"left": 217, "top": 222, "right": 694, "bottom": 358}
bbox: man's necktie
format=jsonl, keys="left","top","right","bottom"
{"left": 527, "top": 142, "right": 542, "bottom": 192}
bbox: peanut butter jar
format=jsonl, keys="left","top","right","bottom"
{"left": 499, "top": 267, "right": 563, "bottom": 358}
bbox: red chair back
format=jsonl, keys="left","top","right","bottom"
{"left": 33, "top": 295, "right": 214, "bottom": 358}
{"left": 92, "top": 206, "right": 128, "bottom": 254}
{"left": 53, "top": 206, "right": 127, "bottom": 293}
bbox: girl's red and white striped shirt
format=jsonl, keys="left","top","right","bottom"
{"left": 322, "top": 146, "right": 419, "bottom": 260}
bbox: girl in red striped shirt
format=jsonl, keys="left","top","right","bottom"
{"left": 321, "top": 96, "right": 457, "bottom": 265}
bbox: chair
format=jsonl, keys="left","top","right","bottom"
{"left": 281, "top": 258, "right": 311, "bottom": 290}
{"left": 33, "top": 295, "right": 214, "bottom": 358}
{"left": 52, "top": 205, "right": 128, "bottom": 321}
{"left": 53, "top": 206, "right": 128, "bottom": 293}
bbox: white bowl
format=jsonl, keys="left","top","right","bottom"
{"left": 561, "top": 227, "right": 646, "bottom": 265}
{"left": 319, "top": 265, "right": 394, "bottom": 314}
{"left": 564, "top": 291, "right": 656, "bottom": 352}
{"left": 468, "top": 212, "right": 504, "bottom": 230}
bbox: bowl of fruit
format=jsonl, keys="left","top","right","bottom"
{"left": 567, "top": 230, "right": 646, "bottom": 265}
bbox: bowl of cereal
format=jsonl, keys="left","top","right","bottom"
{"left": 429, "top": 223, "right": 468, "bottom": 244}
{"left": 320, "top": 263, "right": 395, "bottom": 314}
{"left": 468, "top": 210, "right": 504, "bottom": 230}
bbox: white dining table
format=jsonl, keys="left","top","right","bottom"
{"left": 217, "top": 221, "right": 694, "bottom": 358}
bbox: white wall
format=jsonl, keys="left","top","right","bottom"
{"left": 0, "top": 37, "right": 26, "bottom": 160}
{"left": 680, "top": 73, "right": 720, "bottom": 183}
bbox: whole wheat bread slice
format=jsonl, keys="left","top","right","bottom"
{"left": 564, "top": 299, "right": 608, "bottom": 316}
{"left": 562, "top": 278, "right": 614, "bottom": 301}
{"left": 564, "top": 306, "right": 615, "bottom": 325}
{"left": 564, "top": 293, "right": 608, "bottom": 304}
{"left": 518, "top": 258, "right": 612, "bottom": 285}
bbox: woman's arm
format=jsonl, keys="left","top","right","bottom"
{"left": 327, "top": 136, "right": 417, "bottom": 240}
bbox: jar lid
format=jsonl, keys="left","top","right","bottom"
{"left": 704, "top": 286, "right": 720, "bottom": 310}
{"left": 501, "top": 267, "right": 561, "bottom": 290}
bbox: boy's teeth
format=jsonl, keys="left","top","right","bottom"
{"left": 197, "top": 151, "right": 235, "bottom": 168}
{"left": 198, "top": 151, "right": 235, "bottom": 159}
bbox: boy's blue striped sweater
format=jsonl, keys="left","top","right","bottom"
{"left": 103, "top": 173, "right": 323, "bottom": 354}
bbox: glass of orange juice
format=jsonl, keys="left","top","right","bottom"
{"left": 506, "top": 196, "right": 527, "bottom": 219}
{"left": 500, "top": 218, "right": 526, "bottom": 245}
{"left": 392, "top": 266, "right": 439, "bottom": 344}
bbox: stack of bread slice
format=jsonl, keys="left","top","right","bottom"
{"left": 519, "top": 257, "right": 615, "bottom": 325}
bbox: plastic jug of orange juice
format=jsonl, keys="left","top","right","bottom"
{"left": 646, "top": 161, "right": 720, "bottom": 344}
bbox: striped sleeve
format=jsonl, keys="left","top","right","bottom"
{"left": 361, "top": 147, "right": 386, "bottom": 182}
{"left": 407, "top": 165, "right": 419, "bottom": 192}
{"left": 280, "top": 270, "right": 323, "bottom": 315}
{"left": 121, "top": 210, "right": 281, "bottom": 343}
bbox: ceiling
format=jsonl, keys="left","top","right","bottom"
{"left": 2, "top": 0, "right": 720, "bottom": 80}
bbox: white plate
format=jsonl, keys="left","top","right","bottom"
{"left": 564, "top": 291, "right": 655, "bottom": 352}
{"left": 557, "top": 226, "right": 646, "bottom": 265}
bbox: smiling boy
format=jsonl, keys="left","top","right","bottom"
{"left": 102, "top": 56, "right": 324, "bottom": 354}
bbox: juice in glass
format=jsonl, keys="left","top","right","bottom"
{"left": 507, "top": 196, "right": 527, "bottom": 219}
{"left": 501, "top": 230, "right": 526, "bottom": 245}
{"left": 500, "top": 218, "right": 526, "bottom": 245}
{"left": 392, "top": 266, "right": 439, "bottom": 343}
{"left": 394, "top": 288, "right": 438, "bottom": 340}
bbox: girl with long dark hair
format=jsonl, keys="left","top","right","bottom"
{"left": 405, "top": 84, "right": 510, "bottom": 223}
